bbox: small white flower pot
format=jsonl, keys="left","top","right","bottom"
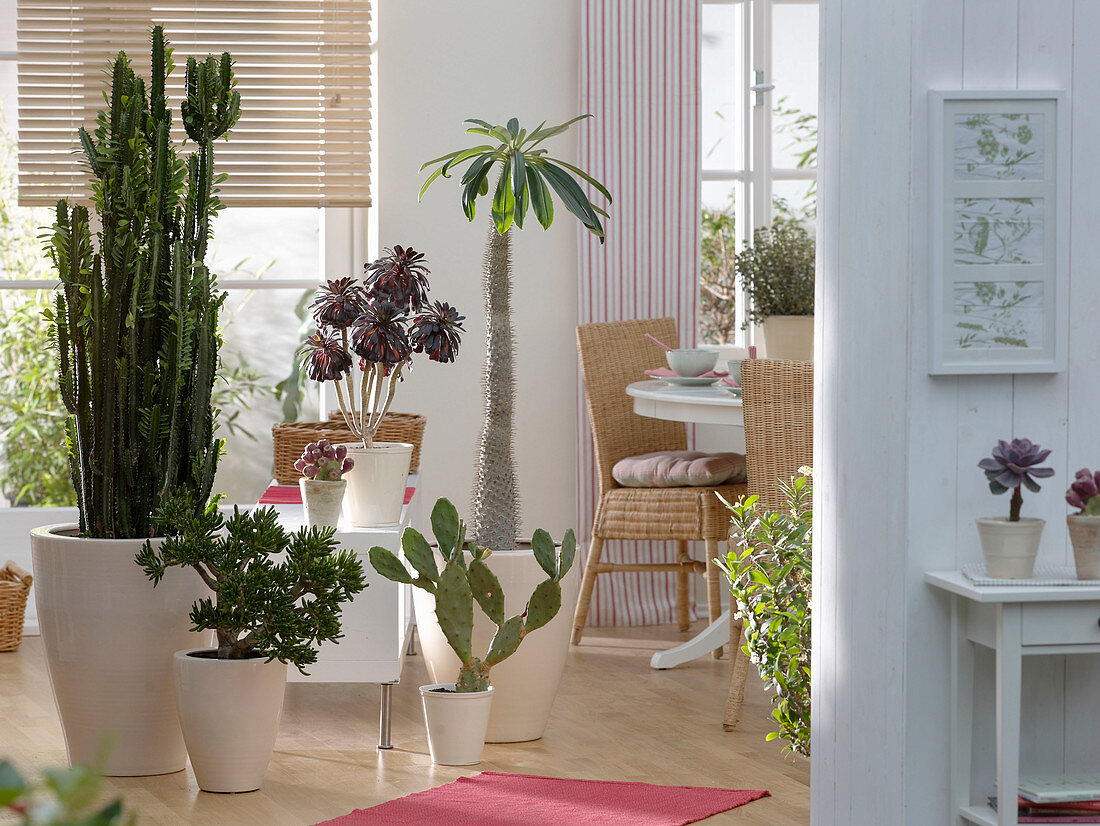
{"left": 174, "top": 648, "right": 287, "bottom": 793}
{"left": 299, "top": 478, "right": 346, "bottom": 528}
{"left": 419, "top": 683, "right": 494, "bottom": 766}
{"left": 975, "top": 517, "right": 1045, "bottom": 579}
{"left": 340, "top": 442, "right": 413, "bottom": 527}
{"left": 1068, "top": 514, "right": 1100, "bottom": 580}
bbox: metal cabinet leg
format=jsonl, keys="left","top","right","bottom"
{"left": 378, "top": 683, "right": 395, "bottom": 750}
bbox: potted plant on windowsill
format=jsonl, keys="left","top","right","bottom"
{"left": 1065, "top": 468, "right": 1100, "bottom": 579}
{"left": 300, "top": 247, "right": 464, "bottom": 527}
{"left": 137, "top": 492, "right": 366, "bottom": 793}
{"left": 295, "top": 440, "right": 354, "bottom": 528}
{"left": 29, "top": 27, "right": 239, "bottom": 776}
{"left": 369, "top": 497, "right": 575, "bottom": 765}
{"left": 976, "top": 439, "right": 1054, "bottom": 579}
{"left": 737, "top": 224, "right": 815, "bottom": 360}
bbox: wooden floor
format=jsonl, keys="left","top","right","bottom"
{"left": 0, "top": 624, "right": 809, "bottom": 825}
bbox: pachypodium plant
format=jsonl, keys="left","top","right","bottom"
{"left": 295, "top": 440, "right": 353, "bottom": 481}
{"left": 979, "top": 438, "right": 1054, "bottom": 521}
{"left": 300, "top": 247, "right": 464, "bottom": 448}
{"left": 46, "top": 27, "right": 240, "bottom": 538}
{"left": 137, "top": 490, "right": 366, "bottom": 672}
{"left": 419, "top": 116, "right": 612, "bottom": 552}
{"left": 369, "top": 497, "right": 576, "bottom": 692}
{"left": 1067, "top": 468, "right": 1100, "bottom": 515}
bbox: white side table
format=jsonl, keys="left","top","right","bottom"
{"left": 926, "top": 570, "right": 1100, "bottom": 826}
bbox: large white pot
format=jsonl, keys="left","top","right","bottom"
{"left": 976, "top": 517, "right": 1045, "bottom": 579}
{"left": 174, "top": 648, "right": 287, "bottom": 793}
{"left": 762, "top": 315, "right": 814, "bottom": 360}
{"left": 419, "top": 683, "right": 494, "bottom": 766}
{"left": 413, "top": 547, "right": 580, "bottom": 743}
{"left": 1068, "top": 514, "right": 1100, "bottom": 580}
{"left": 29, "top": 525, "right": 211, "bottom": 776}
{"left": 340, "top": 442, "right": 413, "bottom": 527}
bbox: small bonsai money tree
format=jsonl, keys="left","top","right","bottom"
{"left": 1067, "top": 468, "right": 1100, "bottom": 515}
{"left": 978, "top": 438, "right": 1054, "bottom": 521}
{"left": 137, "top": 491, "right": 367, "bottom": 672}
{"left": 295, "top": 440, "right": 354, "bottom": 481}
{"left": 369, "top": 497, "right": 576, "bottom": 692}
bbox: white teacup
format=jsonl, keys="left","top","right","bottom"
{"left": 665, "top": 348, "right": 719, "bottom": 377}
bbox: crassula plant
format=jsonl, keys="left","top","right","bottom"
{"left": 300, "top": 246, "right": 464, "bottom": 449}
{"left": 137, "top": 491, "right": 366, "bottom": 671}
{"left": 1067, "top": 468, "right": 1100, "bottom": 516}
{"left": 369, "top": 497, "right": 576, "bottom": 692}
{"left": 979, "top": 438, "right": 1054, "bottom": 521}
{"left": 295, "top": 440, "right": 353, "bottom": 481}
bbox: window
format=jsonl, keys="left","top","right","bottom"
{"left": 699, "top": 0, "right": 818, "bottom": 346}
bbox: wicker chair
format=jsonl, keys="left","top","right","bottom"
{"left": 572, "top": 317, "right": 748, "bottom": 648}
{"left": 724, "top": 358, "right": 813, "bottom": 731}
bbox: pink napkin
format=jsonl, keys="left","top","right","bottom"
{"left": 720, "top": 376, "right": 741, "bottom": 388}
{"left": 645, "top": 367, "right": 729, "bottom": 378}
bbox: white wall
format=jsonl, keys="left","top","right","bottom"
{"left": 376, "top": 0, "right": 581, "bottom": 539}
{"left": 815, "top": 1, "right": 1100, "bottom": 823}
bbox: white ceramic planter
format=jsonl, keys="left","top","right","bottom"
{"left": 413, "top": 546, "right": 580, "bottom": 743}
{"left": 299, "top": 478, "right": 346, "bottom": 528}
{"left": 419, "top": 683, "right": 494, "bottom": 766}
{"left": 762, "top": 315, "right": 814, "bottom": 361}
{"left": 1068, "top": 514, "right": 1100, "bottom": 579}
{"left": 174, "top": 648, "right": 287, "bottom": 793}
{"left": 976, "top": 517, "right": 1045, "bottom": 579}
{"left": 340, "top": 442, "right": 413, "bottom": 527}
{"left": 29, "top": 525, "right": 211, "bottom": 776}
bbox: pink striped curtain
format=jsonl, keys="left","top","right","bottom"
{"left": 576, "top": 0, "right": 701, "bottom": 626}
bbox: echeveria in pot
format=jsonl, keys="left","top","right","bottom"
{"left": 295, "top": 441, "right": 354, "bottom": 529}
{"left": 1066, "top": 468, "right": 1100, "bottom": 579}
{"left": 975, "top": 439, "right": 1053, "bottom": 579}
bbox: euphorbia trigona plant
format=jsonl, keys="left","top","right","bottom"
{"left": 300, "top": 246, "right": 464, "bottom": 448}
{"left": 979, "top": 438, "right": 1054, "bottom": 521}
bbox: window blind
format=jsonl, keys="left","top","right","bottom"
{"left": 16, "top": 0, "right": 371, "bottom": 207}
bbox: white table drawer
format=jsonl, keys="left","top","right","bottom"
{"left": 1022, "top": 601, "right": 1100, "bottom": 645}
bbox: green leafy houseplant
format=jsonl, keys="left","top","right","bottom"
{"left": 737, "top": 224, "right": 815, "bottom": 328}
{"left": 137, "top": 492, "right": 366, "bottom": 671}
{"left": 419, "top": 116, "right": 611, "bottom": 552}
{"left": 0, "top": 759, "right": 134, "bottom": 825}
{"left": 718, "top": 471, "right": 812, "bottom": 756}
{"left": 369, "top": 497, "right": 576, "bottom": 692}
{"left": 46, "top": 26, "right": 240, "bottom": 538}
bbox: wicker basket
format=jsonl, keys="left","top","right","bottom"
{"left": 0, "top": 560, "right": 32, "bottom": 653}
{"left": 272, "top": 412, "right": 427, "bottom": 485}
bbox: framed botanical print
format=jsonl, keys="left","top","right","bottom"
{"left": 929, "top": 91, "right": 1068, "bottom": 374}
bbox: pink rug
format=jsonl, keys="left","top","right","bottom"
{"left": 313, "top": 772, "right": 770, "bottom": 825}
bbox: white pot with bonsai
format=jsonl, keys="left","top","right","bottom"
{"left": 1065, "top": 468, "right": 1100, "bottom": 579}
{"left": 28, "top": 29, "right": 238, "bottom": 776}
{"left": 295, "top": 440, "right": 354, "bottom": 528}
{"left": 370, "top": 497, "right": 576, "bottom": 765}
{"left": 137, "top": 493, "right": 366, "bottom": 793}
{"left": 300, "top": 248, "right": 464, "bottom": 527}
{"left": 416, "top": 116, "right": 608, "bottom": 742}
{"left": 737, "top": 224, "right": 815, "bottom": 361}
{"left": 976, "top": 438, "right": 1053, "bottom": 579}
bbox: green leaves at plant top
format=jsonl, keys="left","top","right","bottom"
{"left": 401, "top": 527, "right": 439, "bottom": 583}
{"left": 419, "top": 115, "right": 611, "bottom": 243}
{"left": 559, "top": 529, "right": 577, "bottom": 579}
{"left": 531, "top": 528, "right": 557, "bottom": 579}
{"left": 430, "top": 497, "right": 461, "bottom": 557}
{"left": 369, "top": 546, "right": 413, "bottom": 585}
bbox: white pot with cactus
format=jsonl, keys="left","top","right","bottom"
{"left": 299, "top": 247, "right": 464, "bottom": 527}
{"left": 295, "top": 440, "right": 354, "bottom": 529}
{"left": 370, "top": 498, "right": 576, "bottom": 765}
{"left": 1065, "top": 468, "right": 1100, "bottom": 579}
{"left": 975, "top": 439, "right": 1053, "bottom": 579}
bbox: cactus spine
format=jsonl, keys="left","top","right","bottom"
{"left": 47, "top": 27, "right": 240, "bottom": 538}
{"left": 369, "top": 497, "right": 576, "bottom": 692}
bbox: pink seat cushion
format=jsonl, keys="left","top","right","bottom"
{"left": 612, "top": 450, "right": 747, "bottom": 488}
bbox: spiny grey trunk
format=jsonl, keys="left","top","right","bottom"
{"left": 469, "top": 224, "right": 520, "bottom": 551}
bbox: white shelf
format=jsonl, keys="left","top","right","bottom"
{"left": 925, "top": 569, "right": 1100, "bottom": 603}
{"left": 960, "top": 804, "right": 997, "bottom": 826}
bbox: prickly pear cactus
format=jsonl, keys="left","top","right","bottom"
{"left": 369, "top": 497, "right": 577, "bottom": 692}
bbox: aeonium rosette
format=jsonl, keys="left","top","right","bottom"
{"left": 295, "top": 440, "right": 353, "bottom": 482}
{"left": 299, "top": 246, "right": 465, "bottom": 448}
{"left": 978, "top": 438, "right": 1054, "bottom": 522}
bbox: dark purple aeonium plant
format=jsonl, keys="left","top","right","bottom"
{"left": 295, "top": 440, "right": 354, "bottom": 481}
{"left": 978, "top": 439, "right": 1054, "bottom": 522}
{"left": 1067, "top": 468, "right": 1100, "bottom": 516}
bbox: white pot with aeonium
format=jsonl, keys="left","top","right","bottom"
{"left": 295, "top": 441, "right": 355, "bottom": 529}
{"left": 975, "top": 439, "right": 1054, "bottom": 579}
{"left": 299, "top": 246, "right": 465, "bottom": 527}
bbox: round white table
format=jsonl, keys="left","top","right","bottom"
{"left": 625, "top": 380, "right": 744, "bottom": 670}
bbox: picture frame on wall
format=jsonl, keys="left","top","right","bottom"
{"left": 928, "top": 90, "right": 1069, "bottom": 375}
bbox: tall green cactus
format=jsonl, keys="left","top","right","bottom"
{"left": 369, "top": 498, "right": 576, "bottom": 692}
{"left": 46, "top": 27, "right": 240, "bottom": 538}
